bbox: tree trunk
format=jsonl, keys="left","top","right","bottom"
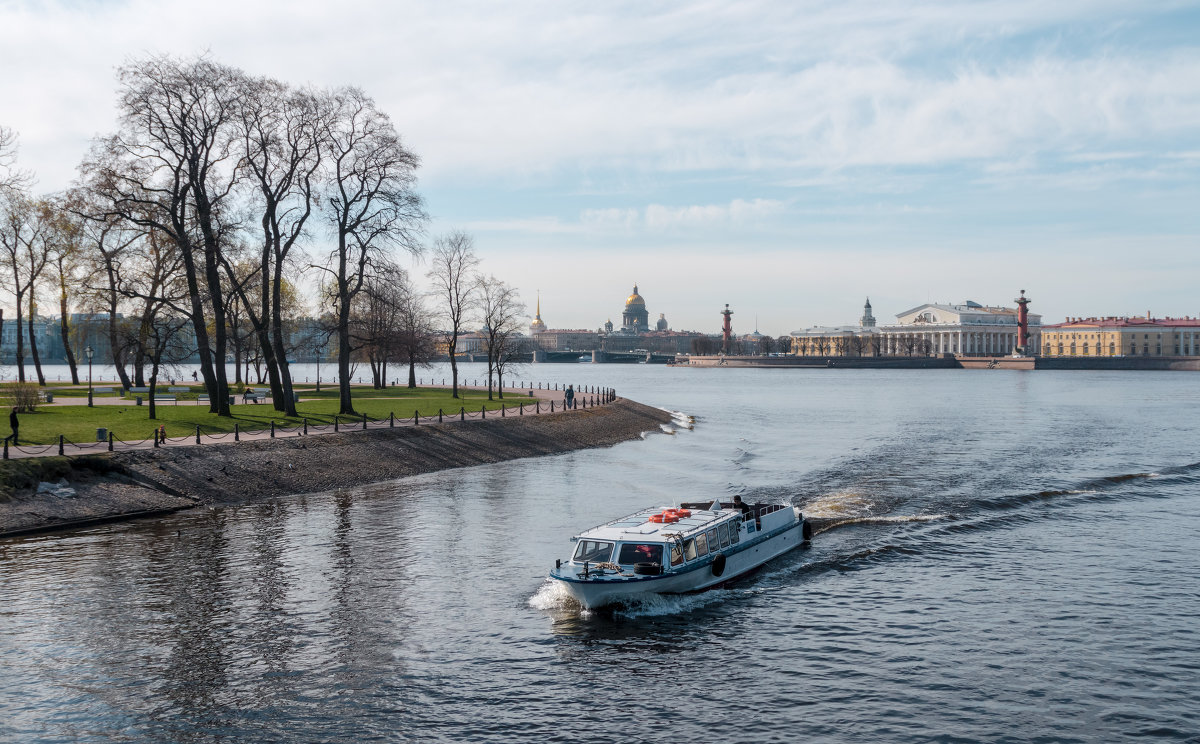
{"left": 57, "top": 271, "right": 79, "bottom": 384}
{"left": 448, "top": 337, "right": 459, "bottom": 398}
{"left": 27, "top": 295, "right": 45, "bottom": 386}
{"left": 407, "top": 353, "right": 416, "bottom": 388}
{"left": 104, "top": 264, "right": 132, "bottom": 390}
{"left": 13, "top": 287, "right": 24, "bottom": 382}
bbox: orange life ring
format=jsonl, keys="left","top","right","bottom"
{"left": 675, "top": 509, "right": 691, "bottom": 518}
{"left": 648, "top": 514, "right": 666, "bottom": 523}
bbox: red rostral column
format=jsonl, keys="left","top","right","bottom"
{"left": 721, "top": 304, "right": 734, "bottom": 354}
{"left": 1015, "top": 289, "right": 1031, "bottom": 355}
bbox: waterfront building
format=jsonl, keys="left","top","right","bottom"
{"left": 879, "top": 300, "right": 1042, "bottom": 356}
{"left": 791, "top": 298, "right": 882, "bottom": 356}
{"left": 532, "top": 329, "right": 600, "bottom": 352}
{"left": 1041, "top": 316, "right": 1200, "bottom": 357}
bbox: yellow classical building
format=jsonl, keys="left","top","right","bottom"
{"left": 1040, "top": 316, "right": 1200, "bottom": 357}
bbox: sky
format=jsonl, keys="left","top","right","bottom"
{"left": 2, "top": 0, "right": 1199, "bottom": 335}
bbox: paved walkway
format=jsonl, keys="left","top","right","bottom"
{"left": 3, "top": 380, "right": 614, "bottom": 460}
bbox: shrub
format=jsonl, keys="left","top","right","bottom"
{"left": 0, "top": 382, "right": 40, "bottom": 413}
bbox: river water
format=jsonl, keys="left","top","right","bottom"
{"left": 2, "top": 364, "right": 1198, "bottom": 743}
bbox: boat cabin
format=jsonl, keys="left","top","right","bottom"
{"left": 567, "top": 501, "right": 794, "bottom": 575}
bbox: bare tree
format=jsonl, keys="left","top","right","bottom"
{"left": 84, "top": 54, "right": 243, "bottom": 415}
{"left": 777, "top": 336, "right": 793, "bottom": 354}
{"left": 232, "top": 78, "right": 326, "bottom": 415}
{"left": 476, "top": 275, "right": 524, "bottom": 400}
{"left": 0, "top": 190, "right": 49, "bottom": 383}
{"left": 318, "top": 87, "right": 425, "bottom": 415}
{"left": 117, "top": 227, "right": 189, "bottom": 420}
{"left": 351, "top": 261, "right": 409, "bottom": 389}
{"left": 427, "top": 231, "right": 479, "bottom": 398}
{"left": 395, "top": 282, "right": 435, "bottom": 389}
{"left": 42, "top": 197, "right": 86, "bottom": 383}
{"left": 70, "top": 188, "right": 141, "bottom": 389}
{"left": 690, "top": 336, "right": 718, "bottom": 355}
{"left": 0, "top": 126, "right": 33, "bottom": 194}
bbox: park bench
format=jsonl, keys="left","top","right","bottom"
{"left": 167, "top": 387, "right": 189, "bottom": 393}
{"left": 152, "top": 394, "right": 177, "bottom": 405}
{"left": 197, "top": 393, "right": 209, "bottom": 403}
{"left": 127, "top": 387, "right": 150, "bottom": 397}
{"left": 94, "top": 387, "right": 115, "bottom": 395}
{"left": 243, "top": 392, "right": 265, "bottom": 404}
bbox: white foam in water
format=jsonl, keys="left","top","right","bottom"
{"left": 528, "top": 578, "right": 731, "bottom": 618}
{"left": 528, "top": 579, "right": 582, "bottom": 612}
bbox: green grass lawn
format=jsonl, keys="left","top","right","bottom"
{"left": 5, "top": 387, "right": 544, "bottom": 445}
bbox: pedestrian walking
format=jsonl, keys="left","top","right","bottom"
{"left": 8, "top": 407, "right": 18, "bottom": 446}
{"left": 565, "top": 385, "right": 575, "bottom": 410}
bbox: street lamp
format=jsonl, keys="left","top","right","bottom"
{"left": 85, "top": 345, "right": 94, "bottom": 407}
{"left": 314, "top": 337, "right": 321, "bottom": 393}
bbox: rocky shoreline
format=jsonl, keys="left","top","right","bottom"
{"left": 0, "top": 398, "right": 674, "bottom": 537}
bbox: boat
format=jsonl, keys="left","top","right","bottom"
{"left": 548, "top": 500, "right": 813, "bottom": 609}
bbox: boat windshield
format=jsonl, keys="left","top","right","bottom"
{"left": 573, "top": 540, "right": 614, "bottom": 563}
{"left": 617, "top": 543, "right": 664, "bottom": 565}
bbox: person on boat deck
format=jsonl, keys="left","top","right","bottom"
{"left": 733, "top": 495, "right": 753, "bottom": 516}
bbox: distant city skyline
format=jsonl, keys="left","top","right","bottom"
{"left": 2, "top": 1, "right": 1198, "bottom": 336}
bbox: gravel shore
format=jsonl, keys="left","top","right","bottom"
{"left": 0, "top": 398, "right": 673, "bottom": 536}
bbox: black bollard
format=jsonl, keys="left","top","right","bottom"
{"left": 413, "top": 410, "right": 419, "bottom": 426}
{"left": 59, "top": 435, "right": 64, "bottom": 456}
{"left": 362, "top": 413, "right": 367, "bottom": 430}
{"left": 108, "top": 432, "right": 114, "bottom": 452}
{"left": 482, "top": 405, "right": 486, "bottom": 419}
{"left": 195, "top": 426, "right": 200, "bottom": 445}
{"left": 439, "top": 408, "right": 443, "bottom": 423}
{"left": 334, "top": 416, "right": 339, "bottom": 432}
{"left": 460, "top": 407, "right": 465, "bottom": 421}
{"left": 303, "top": 419, "right": 308, "bottom": 435}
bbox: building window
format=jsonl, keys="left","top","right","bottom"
{"left": 1083, "top": 342, "right": 1089, "bottom": 355}
{"left": 1109, "top": 342, "right": 1116, "bottom": 356}
{"left": 1131, "top": 343, "right": 1137, "bottom": 355}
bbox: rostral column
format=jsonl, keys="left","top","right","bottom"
{"left": 1015, "top": 289, "right": 1031, "bottom": 356}
{"left": 721, "top": 304, "right": 734, "bottom": 354}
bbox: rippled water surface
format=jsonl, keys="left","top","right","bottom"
{"left": 2, "top": 366, "right": 1199, "bottom": 743}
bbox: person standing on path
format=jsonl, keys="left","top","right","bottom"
{"left": 8, "top": 407, "right": 18, "bottom": 446}
{"left": 565, "top": 385, "right": 575, "bottom": 410}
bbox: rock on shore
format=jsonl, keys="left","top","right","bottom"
{"left": 0, "top": 398, "right": 673, "bottom": 536}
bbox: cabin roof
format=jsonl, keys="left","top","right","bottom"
{"left": 576, "top": 506, "right": 733, "bottom": 542}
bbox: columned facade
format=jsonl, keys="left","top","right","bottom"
{"left": 878, "top": 301, "right": 1041, "bottom": 357}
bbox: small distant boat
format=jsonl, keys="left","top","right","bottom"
{"left": 578, "top": 355, "right": 592, "bottom": 362}
{"left": 548, "top": 500, "right": 812, "bottom": 609}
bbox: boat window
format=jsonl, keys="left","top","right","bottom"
{"left": 670, "top": 544, "right": 684, "bottom": 566}
{"left": 573, "top": 540, "right": 613, "bottom": 563}
{"left": 694, "top": 533, "right": 708, "bottom": 557}
{"left": 707, "top": 529, "right": 719, "bottom": 551}
{"left": 684, "top": 539, "right": 698, "bottom": 560}
{"left": 618, "top": 543, "right": 664, "bottom": 565}
{"left": 718, "top": 523, "right": 730, "bottom": 548}
{"left": 729, "top": 518, "right": 741, "bottom": 543}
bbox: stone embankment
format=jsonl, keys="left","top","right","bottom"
{"left": 0, "top": 398, "right": 673, "bottom": 537}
